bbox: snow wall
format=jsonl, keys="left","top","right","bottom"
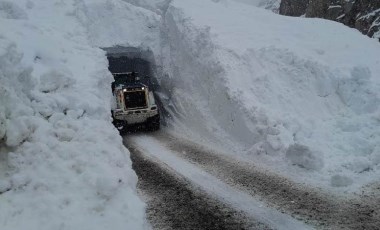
{"left": 157, "top": 0, "right": 380, "bottom": 192}
{"left": 0, "top": 0, "right": 146, "bottom": 229}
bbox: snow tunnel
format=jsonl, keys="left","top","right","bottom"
{"left": 102, "top": 46, "right": 168, "bottom": 125}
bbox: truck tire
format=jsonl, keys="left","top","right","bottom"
{"left": 146, "top": 114, "right": 160, "bottom": 131}
{"left": 113, "top": 119, "right": 128, "bottom": 134}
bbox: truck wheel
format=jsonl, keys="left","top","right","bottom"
{"left": 113, "top": 119, "right": 127, "bottom": 134}
{"left": 146, "top": 114, "right": 160, "bottom": 131}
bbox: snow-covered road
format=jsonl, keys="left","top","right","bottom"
{"left": 125, "top": 137, "right": 268, "bottom": 230}
{"left": 124, "top": 132, "right": 380, "bottom": 230}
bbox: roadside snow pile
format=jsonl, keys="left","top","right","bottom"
{"left": 0, "top": 0, "right": 146, "bottom": 229}
{"left": 158, "top": 0, "right": 380, "bottom": 191}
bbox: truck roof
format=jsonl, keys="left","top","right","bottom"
{"left": 123, "top": 82, "right": 146, "bottom": 89}
{"left": 112, "top": 72, "right": 140, "bottom": 85}
{"left": 112, "top": 72, "right": 138, "bottom": 75}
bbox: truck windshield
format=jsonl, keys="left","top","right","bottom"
{"left": 113, "top": 73, "right": 139, "bottom": 85}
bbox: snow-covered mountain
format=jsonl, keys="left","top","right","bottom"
{"left": 1, "top": 0, "right": 379, "bottom": 229}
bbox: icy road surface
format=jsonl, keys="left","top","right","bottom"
{"left": 124, "top": 132, "right": 380, "bottom": 229}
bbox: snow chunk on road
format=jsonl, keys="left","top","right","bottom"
{"left": 331, "top": 175, "right": 354, "bottom": 187}
{"left": 286, "top": 144, "right": 324, "bottom": 171}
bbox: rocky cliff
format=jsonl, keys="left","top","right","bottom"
{"left": 279, "top": 0, "right": 380, "bottom": 41}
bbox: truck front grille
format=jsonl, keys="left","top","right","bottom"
{"left": 124, "top": 91, "right": 147, "bottom": 109}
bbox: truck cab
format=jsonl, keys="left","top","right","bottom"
{"left": 112, "top": 72, "right": 160, "bottom": 132}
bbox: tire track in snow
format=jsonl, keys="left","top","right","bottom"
{"left": 125, "top": 134, "right": 311, "bottom": 230}
{"left": 125, "top": 138, "right": 268, "bottom": 230}
{"left": 151, "top": 132, "right": 380, "bottom": 230}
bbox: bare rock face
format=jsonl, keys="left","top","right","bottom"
{"left": 279, "top": 0, "right": 309, "bottom": 16}
{"left": 352, "top": 0, "right": 380, "bottom": 39}
{"left": 305, "top": 0, "right": 330, "bottom": 18}
{"left": 279, "top": 0, "right": 380, "bottom": 41}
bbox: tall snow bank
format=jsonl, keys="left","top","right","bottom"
{"left": 75, "top": 0, "right": 161, "bottom": 49}
{"left": 159, "top": 0, "right": 380, "bottom": 192}
{"left": 0, "top": 0, "right": 146, "bottom": 229}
